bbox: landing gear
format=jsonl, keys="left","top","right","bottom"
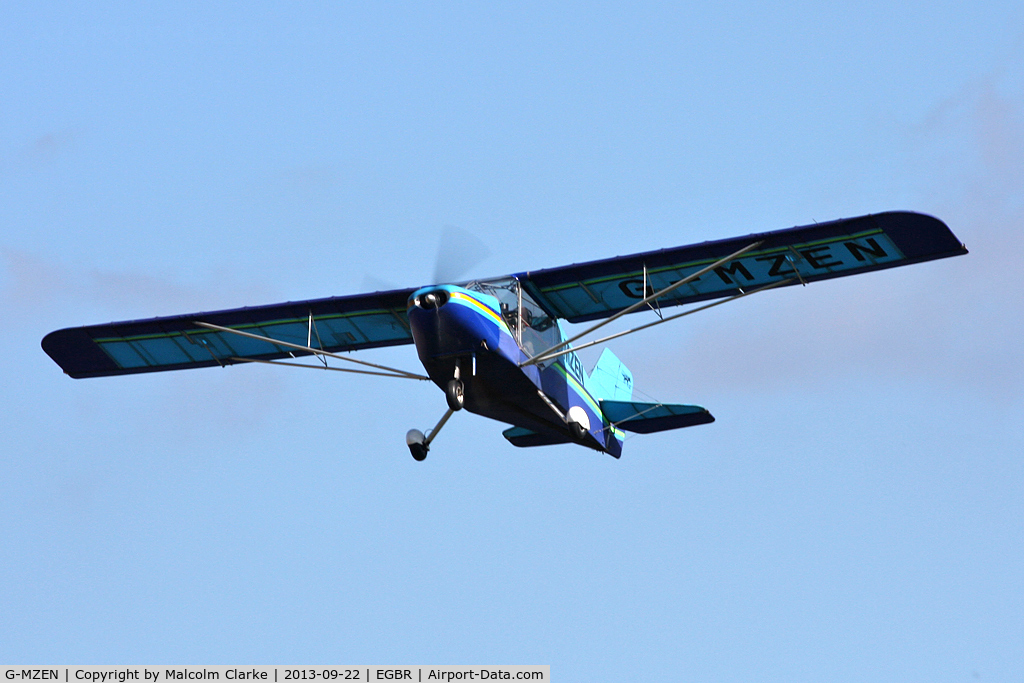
{"left": 406, "top": 409, "right": 455, "bottom": 461}
{"left": 408, "top": 366, "right": 466, "bottom": 461}
{"left": 567, "top": 406, "right": 591, "bottom": 442}
{"left": 406, "top": 429, "right": 429, "bottom": 461}
{"left": 446, "top": 379, "right": 465, "bottom": 411}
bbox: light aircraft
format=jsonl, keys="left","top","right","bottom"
{"left": 43, "top": 211, "right": 966, "bottom": 460}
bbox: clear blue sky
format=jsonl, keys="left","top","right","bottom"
{"left": 2, "top": 3, "right": 1022, "bottom": 680}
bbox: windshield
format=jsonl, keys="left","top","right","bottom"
{"left": 466, "top": 278, "right": 561, "bottom": 359}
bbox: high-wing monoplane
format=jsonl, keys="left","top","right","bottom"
{"left": 43, "top": 211, "right": 967, "bottom": 460}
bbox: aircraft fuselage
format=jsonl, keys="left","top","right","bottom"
{"left": 406, "top": 284, "right": 623, "bottom": 457}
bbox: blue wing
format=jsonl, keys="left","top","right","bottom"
{"left": 44, "top": 212, "right": 967, "bottom": 378}
{"left": 517, "top": 211, "right": 967, "bottom": 323}
{"left": 43, "top": 287, "right": 417, "bottom": 379}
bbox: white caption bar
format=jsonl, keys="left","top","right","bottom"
{"left": 1, "top": 668, "right": 549, "bottom": 683}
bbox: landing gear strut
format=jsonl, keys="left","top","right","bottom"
{"left": 408, "top": 366, "right": 466, "bottom": 461}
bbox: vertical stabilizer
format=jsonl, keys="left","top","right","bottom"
{"left": 585, "top": 348, "right": 633, "bottom": 401}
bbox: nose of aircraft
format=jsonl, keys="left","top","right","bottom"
{"left": 408, "top": 285, "right": 504, "bottom": 365}
{"left": 411, "top": 288, "right": 449, "bottom": 310}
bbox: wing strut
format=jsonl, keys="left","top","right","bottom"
{"left": 228, "top": 357, "right": 427, "bottom": 379}
{"left": 644, "top": 264, "right": 663, "bottom": 320}
{"left": 527, "top": 277, "right": 795, "bottom": 365}
{"left": 308, "top": 312, "right": 329, "bottom": 368}
{"left": 193, "top": 321, "right": 429, "bottom": 380}
{"left": 521, "top": 240, "right": 763, "bottom": 367}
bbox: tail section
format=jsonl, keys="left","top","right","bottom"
{"left": 585, "top": 348, "right": 633, "bottom": 401}
{"left": 600, "top": 400, "right": 714, "bottom": 433}
{"left": 587, "top": 348, "right": 713, "bottom": 434}
{"left": 501, "top": 348, "right": 710, "bottom": 455}
{"left": 502, "top": 426, "right": 571, "bottom": 448}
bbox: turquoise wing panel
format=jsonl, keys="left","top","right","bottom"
{"left": 43, "top": 287, "right": 417, "bottom": 379}
{"left": 518, "top": 212, "right": 967, "bottom": 323}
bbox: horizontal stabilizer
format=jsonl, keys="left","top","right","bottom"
{"left": 501, "top": 426, "right": 571, "bottom": 448}
{"left": 601, "top": 400, "right": 714, "bottom": 434}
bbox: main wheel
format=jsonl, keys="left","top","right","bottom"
{"left": 445, "top": 379, "right": 465, "bottom": 411}
{"left": 569, "top": 420, "right": 588, "bottom": 441}
{"left": 406, "top": 428, "right": 428, "bottom": 461}
{"left": 409, "top": 443, "right": 428, "bottom": 461}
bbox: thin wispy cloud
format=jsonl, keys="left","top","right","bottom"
{"left": 12, "top": 128, "right": 84, "bottom": 167}
{"left": 1, "top": 247, "right": 274, "bottom": 325}
{"left": 3, "top": 249, "right": 289, "bottom": 432}
{"left": 636, "top": 68, "right": 1024, "bottom": 402}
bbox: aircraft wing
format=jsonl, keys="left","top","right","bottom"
{"left": 517, "top": 211, "right": 967, "bottom": 323}
{"left": 43, "top": 287, "right": 418, "bottom": 379}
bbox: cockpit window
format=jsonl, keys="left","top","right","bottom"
{"left": 466, "top": 277, "right": 561, "bottom": 359}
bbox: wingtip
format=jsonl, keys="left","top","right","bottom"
{"left": 41, "top": 326, "right": 120, "bottom": 379}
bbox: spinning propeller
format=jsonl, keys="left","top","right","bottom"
{"left": 363, "top": 224, "right": 491, "bottom": 292}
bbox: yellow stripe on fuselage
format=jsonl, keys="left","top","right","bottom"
{"left": 448, "top": 291, "right": 510, "bottom": 332}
